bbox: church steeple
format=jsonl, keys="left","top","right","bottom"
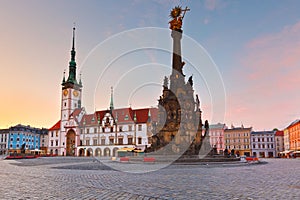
{"left": 66, "top": 26, "right": 78, "bottom": 85}
{"left": 110, "top": 86, "right": 114, "bottom": 111}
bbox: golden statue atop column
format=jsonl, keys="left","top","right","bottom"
{"left": 169, "top": 6, "right": 190, "bottom": 30}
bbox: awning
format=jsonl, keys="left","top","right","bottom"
{"left": 117, "top": 147, "right": 135, "bottom": 152}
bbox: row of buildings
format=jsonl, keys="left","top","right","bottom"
{"left": 1, "top": 27, "right": 299, "bottom": 158}
{"left": 0, "top": 121, "right": 296, "bottom": 158}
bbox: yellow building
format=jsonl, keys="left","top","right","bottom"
{"left": 224, "top": 126, "right": 252, "bottom": 156}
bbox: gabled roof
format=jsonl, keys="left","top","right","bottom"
{"left": 49, "top": 120, "right": 60, "bottom": 130}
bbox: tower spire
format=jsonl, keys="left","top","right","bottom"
{"left": 110, "top": 86, "right": 114, "bottom": 111}
{"left": 71, "top": 26, "right": 75, "bottom": 61}
{"left": 66, "top": 26, "right": 78, "bottom": 85}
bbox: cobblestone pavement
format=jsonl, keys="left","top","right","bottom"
{"left": 0, "top": 157, "right": 299, "bottom": 199}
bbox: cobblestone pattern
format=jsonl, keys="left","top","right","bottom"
{"left": 0, "top": 157, "right": 299, "bottom": 199}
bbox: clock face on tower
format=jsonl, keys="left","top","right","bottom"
{"left": 63, "top": 89, "right": 68, "bottom": 96}
{"left": 73, "top": 90, "right": 79, "bottom": 97}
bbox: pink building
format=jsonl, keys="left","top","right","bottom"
{"left": 208, "top": 123, "right": 226, "bottom": 154}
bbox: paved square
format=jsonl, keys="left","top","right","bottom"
{"left": 0, "top": 157, "right": 299, "bottom": 199}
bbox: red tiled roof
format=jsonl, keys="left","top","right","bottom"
{"left": 70, "top": 108, "right": 83, "bottom": 118}
{"left": 134, "top": 108, "right": 158, "bottom": 123}
{"left": 80, "top": 107, "right": 158, "bottom": 126}
{"left": 81, "top": 113, "right": 99, "bottom": 126}
{"left": 113, "top": 107, "right": 134, "bottom": 123}
{"left": 95, "top": 110, "right": 107, "bottom": 122}
{"left": 49, "top": 120, "right": 60, "bottom": 130}
{"left": 275, "top": 130, "right": 284, "bottom": 136}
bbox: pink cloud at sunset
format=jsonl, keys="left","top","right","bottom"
{"left": 227, "top": 20, "right": 300, "bottom": 130}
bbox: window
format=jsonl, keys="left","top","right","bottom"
{"left": 94, "top": 128, "right": 97, "bottom": 133}
{"left": 128, "top": 137, "right": 133, "bottom": 145}
{"left": 109, "top": 138, "right": 114, "bottom": 145}
{"left": 10, "top": 138, "right": 13, "bottom": 141}
{"left": 51, "top": 140, "right": 53, "bottom": 146}
{"left": 138, "top": 137, "right": 142, "bottom": 144}
{"left": 119, "top": 126, "right": 123, "bottom": 132}
{"left": 253, "top": 138, "right": 255, "bottom": 142}
{"left": 56, "top": 131, "right": 59, "bottom": 137}
{"left": 262, "top": 138, "right": 264, "bottom": 142}
{"left": 124, "top": 115, "right": 129, "bottom": 120}
{"left": 258, "top": 138, "right": 260, "bottom": 142}
{"left": 128, "top": 125, "right": 132, "bottom": 131}
{"left": 101, "top": 138, "right": 106, "bottom": 145}
{"left": 86, "top": 140, "right": 90, "bottom": 146}
{"left": 86, "top": 128, "right": 90, "bottom": 134}
{"left": 80, "top": 140, "right": 83, "bottom": 146}
{"left": 118, "top": 137, "right": 123, "bottom": 145}
{"left": 138, "top": 125, "right": 142, "bottom": 131}
{"left": 55, "top": 140, "right": 58, "bottom": 146}
{"left": 51, "top": 132, "right": 53, "bottom": 137}
{"left": 93, "top": 139, "right": 97, "bottom": 146}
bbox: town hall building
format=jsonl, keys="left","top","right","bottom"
{"left": 48, "top": 27, "right": 157, "bottom": 157}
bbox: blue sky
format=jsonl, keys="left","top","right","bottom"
{"left": 1, "top": 0, "right": 300, "bottom": 130}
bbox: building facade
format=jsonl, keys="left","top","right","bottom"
{"left": 0, "top": 129, "right": 9, "bottom": 155}
{"left": 287, "top": 119, "right": 300, "bottom": 152}
{"left": 283, "top": 128, "right": 290, "bottom": 152}
{"left": 208, "top": 123, "right": 226, "bottom": 154}
{"left": 7, "top": 124, "right": 47, "bottom": 154}
{"left": 48, "top": 27, "right": 158, "bottom": 157}
{"left": 275, "top": 130, "right": 284, "bottom": 157}
{"left": 224, "top": 125, "right": 252, "bottom": 156}
{"left": 251, "top": 131, "right": 276, "bottom": 158}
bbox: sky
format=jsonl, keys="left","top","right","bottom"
{"left": 1, "top": 0, "right": 300, "bottom": 131}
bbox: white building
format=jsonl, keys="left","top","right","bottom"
{"left": 275, "top": 130, "right": 284, "bottom": 157}
{"left": 48, "top": 27, "right": 157, "bottom": 157}
{"left": 208, "top": 123, "right": 226, "bottom": 154}
{"left": 0, "top": 129, "right": 9, "bottom": 155}
{"left": 251, "top": 131, "right": 276, "bottom": 158}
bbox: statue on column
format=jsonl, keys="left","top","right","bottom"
{"left": 169, "top": 6, "right": 190, "bottom": 30}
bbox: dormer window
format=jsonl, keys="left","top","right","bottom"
{"left": 124, "top": 115, "right": 129, "bottom": 120}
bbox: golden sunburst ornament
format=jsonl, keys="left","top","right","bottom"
{"left": 170, "top": 6, "right": 182, "bottom": 18}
